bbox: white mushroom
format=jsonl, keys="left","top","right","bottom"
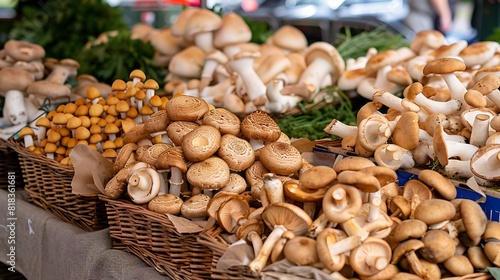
{"left": 127, "top": 166, "right": 161, "bottom": 204}
{"left": 264, "top": 79, "right": 302, "bottom": 114}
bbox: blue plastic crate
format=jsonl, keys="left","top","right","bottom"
{"left": 312, "top": 145, "right": 500, "bottom": 222}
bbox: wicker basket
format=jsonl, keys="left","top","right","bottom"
{"left": 7, "top": 138, "right": 108, "bottom": 231}
{"left": 197, "top": 226, "right": 259, "bottom": 280}
{"left": 0, "top": 138, "right": 23, "bottom": 189}
{"left": 99, "top": 195, "right": 214, "bottom": 280}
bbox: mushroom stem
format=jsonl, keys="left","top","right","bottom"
{"left": 372, "top": 90, "right": 420, "bottom": 113}
{"left": 368, "top": 192, "right": 382, "bottom": 222}
{"left": 365, "top": 255, "right": 389, "bottom": 271}
{"left": 309, "top": 212, "right": 337, "bottom": 238}
{"left": 441, "top": 73, "right": 467, "bottom": 106}
{"left": 342, "top": 219, "right": 369, "bottom": 241}
{"left": 413, "top": 93, "right": 462, "bottom": 115}
{"left": 328, "top": 235, "right": 362, "bottom": 255}
{"left": 332, "top": 187, "right": 348, "bottom": 210}
{"left": 324, "top": 119, "right": 358, "bottom": 138}
{"left": 405, "top": 251, "right": 430, "bottom": 280}
{"left": 263, "top": 173, "right": 285, "bottom": 204}
{"left": 442, "top": 159, "right": 474, "bottom": 179}
{"left": 248, "top": 231, "right": 263, "bottom": 257}
{"left": 158, "top": 171, "right": 168, "bottom": 195}
{"left": 168, "top": 167, "right": 183, "bottom": 197}
{"left": 303, "top": 202, "right": 317, "bottom": 220}
{"left": 469, "top": 114, "right": 490, "bottom": 148}
{"left": 248, "top": 224, "right": 287, "bottom": 273}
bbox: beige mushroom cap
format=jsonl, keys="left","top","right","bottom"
{"left": 443, "top": 255, "right": 474, "bottom": 276}
{"left": 0, "top": 67, "right": 34, "bottom": 92}
{"left": 186, "top": 156, "right": 230, "bottom": 190}
{"left": 201, "top": 108, "right": 241, "bottom": 136}
{"left": 240, "top": 110, "right": 282, "bottom": 143}
{"left": 236, "top": 217, "right": 265, "bottom": 242}
{"left": 413, "top": 199, "right": 455, "bottom": 225}
{"left": 423, "top": 57, "right": 466, "bottom": 75}
{"left": 389, "top": 219, "right": 427, "bottom": 243}
{"left": 392, "top": 111, "right": 420, "bottom": 151}
{"left": 166, "top": 121, "right": 199, "bottom": 146}
{"left": 419, "top": 229, "right": 456, "bottom": 263}
{"left": 333, "top": 156, "right": 376, "bottom": 173}
{"left": 182, "top": 125, "right": 221, "bottom": 162}
{"left": 483, "top": 221, "right": 500, "bottom": 241}
{"left": 181, "top": 193, "right": 210, "bottom": 219}
{"left": 165, "top": 95, "right": 209, "bottom": 122}
{"left": 184, "top": 9, "right": 222, "bottom": 41}
{"left": 113, "top": 142, "right": 138, "bottom": 173}
{"left": 322, "top": 184, "right": 362, "bottom": 224}
{"left": 483, "top": 242, "right": 500, "bottom": 267}
{"left": 304, "top": 41, "right": 345, "bottom": 83}
{"left": 261, "top": 202, "right": 312, "bottom": 236}
{"left": 418, "top": 169, "right": 456, "bottom": 200}
{"left": 258, "top": 141, "right": 303, "bottom": 176}
{"left": 299, "top": 165, "right": 337, "bottom": 190}
{"left": 283, "top": 236, "right": 319, "bottom": 266}
{"left": 217, "top": 134, "right": 255, "bottom": 171}
{"left": 459, "top": 199, "right": 487, "bottom": 246}
{"left": 271, "top": 25, "right": 308, "bottom": 53}
{"left": 217, "top": 197, "right": 250, "bottom": 233}
{"left": 148, "top": 194, "right": 183, "bottom": 214}
{"left": 213, "top": 12, "right": 252, "bottom": 49}
{"left": 350, "top": 237, "right": 392, "bottom": 277}
{"left": 168, "top": 45, "right": 205, "bottom": 79}
{"left": 391, "top": 239, "right": 425, "bottom": 264}
{"left": 220, "top": 173, "right": 247, "bottom": 194}
{"left": 4, "top": 39, "right": 45, "bottom": 61}
{"left": 337, "top": 170, "right": 381, "bottom": 192}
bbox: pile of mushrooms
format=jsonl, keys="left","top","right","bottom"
{"left": 123, "top": 7, "right": 345, "bottom": 116}
{"left": 324, "top": 30, "right": 500, "bottom": 187}
{"left": 103, "top": 96, "right": 308, "bottom": 222}
{"left": 204, "top": 155, "right": 498, "bottom": 279}
{"left": 0, "top": 39, "right": 111, "bottom": 139}
{"left": 12, "top": 69, "right": 165, "bottom": 165}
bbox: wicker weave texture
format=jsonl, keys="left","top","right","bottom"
{"left": 8, "top": 138, "right": 108, "bottom": 231}
{"left": 100, "top": 196, "right": 214, "bottom": 280}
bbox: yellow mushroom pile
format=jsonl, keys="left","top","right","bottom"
{"left": 324, "top": 30, "right": 500, "bottom": 186}
{"left": 203, "top": 156, "right": 499, "bottom": 279}
{"left": 14, "top": 69, "right": 166, "bottom": 165}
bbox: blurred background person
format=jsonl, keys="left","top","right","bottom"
{"left": 405, "top": 0, "right": 456, "bottom": 35}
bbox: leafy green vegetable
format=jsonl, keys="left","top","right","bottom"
{"left": 10, "top": 0, "right": 127, "bottom": 59}
{"left": 276, "top": 86, "right": 357, "bottom": 140}
{"left": 76, "top": 31, "right": 165, "bottom": 86}
{"left": 486, "top": 27, "right": 500, "bottom": 43}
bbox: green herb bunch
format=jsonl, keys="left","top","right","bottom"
{"left": 10, "top": 0, "right": 127, "bottom": 60}
{"left": 76, "top": 30, "right": 165, "bottom": 86}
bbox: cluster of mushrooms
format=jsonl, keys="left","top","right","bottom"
{"left": 120, "top": 6, "right": 344, "bottom": 116}
{"left": 14, "top": 70, "right": 164, "bottom": 165}
{"left": 0, "top": 39, "right": 112, "bottom": 139}
{"left": 324, "top": 30, "right": 500, "bottom": 185}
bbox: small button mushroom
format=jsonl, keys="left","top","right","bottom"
{"left": 388, "top": 219, "right": 428, "bottom": 244}
{"left": 240, "top": 110, "right": 282, "bottom": 150}
{"left": 148, "top": 194, "right": 183, "bottom": 215}
{"left": 18, "top": 126, "right": 35, "bottom": 148}
{"left": 467, "top": 246, "right": 492, "bottom": 270}
{"left": 247, "top": 202, "right": 312, "bottom": 273}
{"left": 443, "top": 255, "right": 474, "bottom": 276}
{"left": 350, "top": 237, "right": 392, "bottom": 277}
{"left": 391, "top": 111, "right": 420, "bottom": 151}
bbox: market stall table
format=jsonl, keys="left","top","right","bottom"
{"left": 0, "top": 188, "right": 170, "bottom": 280}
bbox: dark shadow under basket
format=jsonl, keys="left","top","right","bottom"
{"left": 99, "top": 195, "right": 214, "bottom": 280}
{"left": 7, "top": 138, "right": 108, "bottom": 231}
{"left": 0, "top": 138, "right": 23, "bottom": 189}
{"left": 198, "top": 227, "right": 259, "bottom": 280}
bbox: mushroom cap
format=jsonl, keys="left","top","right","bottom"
{"left": 0, "top": 67, "right": 34, "bottom": 92}
{"left": 201, "top": 108, "right": 241, "bottom": 136}
{"left": 182, "top": 125, "right": 221, "bottom": 162}
{"left": 471, "top": 144, "right": 500, "bottom": 180}
{"left": 236, "top": 218, "right": 264, "bottom": 241}
{"left": 443, "top": 255, "right": 474, "bottom": 276}
{"left": 184, "top": 9, "right": 222, "bottom": 41}
{"left": 217, "top": 134, "right": 255, "bottom": 171}
{"left": 389, "top": 219, "right": 428, "bottom": 243}
{"left": 206, "top": 191, "right": 239, "bottom": 219}
{"left": 413, "top": 199, "right": 455, "bottom": 225}
{"left": 166, "top": 121, "right": 199, "bottom": 146}
{"left": 460, "top": 41, "right": 500, "bottom": 67}
{"left": 357, "top": 114, "right": 392, "bottom": 152}
{"left": 245, "top": 160, "right": 270, "bottom": 200}
{"left": 170, "top": 6, "right": 200, "bottom": 37}
{"left": 186, "top": 156, "right": 230, "bottom": 190}
{"left": 213, "top": 12, "right": 251, "bottom": 49}
{"left": 333, "top": 156, "right": 375, "bottom": 173}
{"left": 360, "top": 166, "right": 398, "bottom": 187}
{"left": 217, "top": 197, "right": 250, "bottom": 233}
{"left": 258, "top": 141, "right": 303, "bottom": 176}
{"left": 459, "top": 199, "right": 487, "bottom": 246}
{"left": 240, "top": 110, "right": 281, "bottom": 142}
{"left": 315, "top": 228, "right": 347, "bottom": 272}
{"left": 423, "top": 57, "right": 466, "bottom": 76}
{"left": 350, "top": 237, "right": 392, "bottom": 277}
{"left": 283, "top": 179, "right": 328, "bottom": 202}
{"left": 392, "top": 111, "right": 420, "bottom": 150}
{"left": 147, "top": 194, "right": 183, "bottom": 214}
{"left": 165, "top": 95, "right": 209, "bottom": 122}
{"left": 144, "top": 110, "right": 170, "bottom": 134}
{"left": 467, "top": 246, "right": 493, "bottom": 270}
{"left": 299, "top": 165, "right": 337, "bottom": 190}
{"left": 472, "top": 73, "right": 500, "bottom": 95}
{"left": 114, "top": 142, "right": 138, "bottom": 173}
{"left": 322, "top": 184, "right": 362, "bottom": 223}
{"left": 388, "top": 196, "right": 411, "bottom": 219}
{"left": 27, "top": 80, "right": 71, "bottom": 99}
{"left": 4, "top": 39, "right": 45, "bottom": 61}
{"left": 129, "top": 69, "right": 146, "bottom": 82}
{"left": 156, "top": 146, "right": 187, "bottom": 172}
{"left": 261, "top": 202, "right": 312, "bottom": 236}
{"left": 271, "top": 25, "right": 308, "bottom": 53}
{"left": 220, "top": 173, "right": 247, "bottom": 194}
{"left": 417, "top": 169, "right": 456, "bottom": 200}
{"left": 402, "top": 179, "right": 432, "bottom": 203}
{"left": 419, "top": 229, "right": 456, "bottom": 263}
{"left": 483, "top": 242, "right": 500, "bottom": 267}
{"left": 18, "top": 126, "right": 35, "bottom": 138}
{"left": 181, "top": 193, "right": 210, "bottom": 219}
{"left": 336, "top": 170, "right": 381, "bottom": 192}
{"left": 304, "top": 41, "right": 345, "bottom": 83}
{"left": 168, "top": 45, "right": 205, "bottom": 79}
{"left": 365, "top": 50, "right": 398, "bottom": 76}
{"left": 483, "top": 221, "right": 500, "bottom": 241}
{"left": 410, "top": 30, "right": 447, "bottom": 54}
{"left": 460, "top": 107, "right": 496, "bottom": 131}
